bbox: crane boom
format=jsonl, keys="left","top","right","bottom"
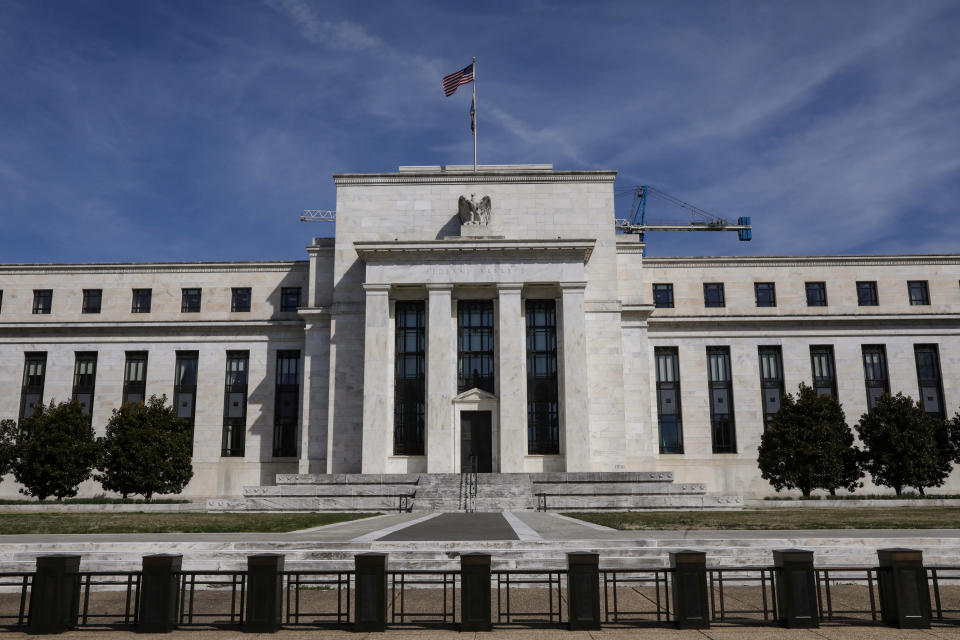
{"left": 615, "top": 185, "right": 752, "bottom": 242}
{"left": 300, "top": 209, "right": 336, "bottom": 222}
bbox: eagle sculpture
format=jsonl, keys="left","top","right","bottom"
{"left": 457, "top": 194, "right": 492, "bottom": 226}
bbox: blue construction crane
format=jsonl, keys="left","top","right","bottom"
{"left": 615, "top": 185, "right": 752, "bottom": 246}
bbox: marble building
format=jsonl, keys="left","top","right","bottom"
{"left": 0, "top": 164, "right": 958, "bottom": 498}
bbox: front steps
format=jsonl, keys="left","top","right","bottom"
{"left": 209, "top": 471, "right": 742, "bottom": 512}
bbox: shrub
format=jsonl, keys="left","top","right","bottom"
{"left": 856, "top": 393, "right": 951, "bottom": 496}
{"left": 757, "top": 383, "right": 862, "bottom": 497}
{"left": 12, "top": 401, "right": 100, "bottom": 501}
{"left": 95, "top": 395, "right": 193, "bottom": 500}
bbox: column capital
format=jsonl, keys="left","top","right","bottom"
{"left": 559, "top": 281, "right": 588, "bottom": 291}
{"left": 362, "top": 283, "right": 391, "bottom": 294}
{"left": 496, "top": 282, "right": 524, "bottom": 293}
{"left": 425, "top": 283, "right": 454, "bottom": 292}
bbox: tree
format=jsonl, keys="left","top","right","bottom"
{"left": 757, "top": 383, "right": 862, "bottom": 497}
{"left": 12, "top": 400, "right": 100, "bottom": 501}
{"left": 856, "top": 393, "right": 951, "bottom": 496}
{"left": 0, "top": 419, "right": 18, "bottom": 481}
{"left": 95, "top": 395, "right": 193, "bottom": 500}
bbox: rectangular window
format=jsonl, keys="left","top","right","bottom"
{"left": 861, "top": 345, "right": 889, "bottom": 410}
{"left": 123, "top": 351, "right": 148, "bottom": 405}
{"left": 703, "top": 283, "right": 725, "bottom": 308}
{"left": 457, "top": 300, "right": 495, "bottom": 394}
{"left": 805, "top": 282, "right": 827, "bottom": 306}
{"left": 181, "top": 288, "right": 201, "bottom": 313}
{"left": 82, "top": 289, "right": 102, "bottom": 314}
{"left": 32, "top": 289, "right": 52, "bottom": 314}
{"left": 394, "top": 301, "right": 426, "bottom": 455}
{"left": 72, "top": 352, "right": 98, "bottom": 416}
{"left": 526, "top": 299, "right": 559, "bottom": 455}
{"left": 908, "top": 280, "right": 930, "bottom": 305}
{"left": 281, "top": 287, "right": 302, "bottom": 312}
{"left": 652, "top": 284, "right": 674, "bottom": 308}
{"left": 131, "top": 289, "right": 152, "bottom": 313}
{"left": 174, "top": 351, "right": 199, "bottom": 441}
{"left": 857, "top": 281, "right": 878, "bottom": 306}
{"left": 222, "top": 351, "right": 249, "bottom": 457}
{"left": 758, "top": 346, "right": 785, "bottom": 430}
{"left": 810, "top": 346, "right": 837, "bottom": 397}
{"left": 914, "top": 344, "right": 945, "bottom": 418}
{"left": 231, "top": 287, "right": 251, "bottom": 312}
{"left": 0, "top": 290, "right": 3, "bottom": 314}
{"left": 707, "top": 347, "right": 736, "bottom": 453}
{"left": 754, "top": 283, "right": 776, "bottom": 307}
{"left": 273, "top": 350, "right": 300, "bottom": 457}
{"left": 655, "top": 347, "right": 683, "bottom": 454}
{"left": 20, "top": 352, "right": 47, "bottom": 420}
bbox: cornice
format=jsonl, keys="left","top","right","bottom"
{"left": 0, "top": 261, "right": 308, "bottom": 275}
{"left": 334, "top": 170, "right": 616, "bottom": 186}
{"left": 642, "top": 254, "right": 960, "bottom": 268}
{"left": 354, "top": 238, "right": 595, "bottom": 264}
{"left": 647, "top": 313, "right": 960, "bottom": 327}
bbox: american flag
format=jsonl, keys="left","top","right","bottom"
{"left": 442, "top": 63, "right": 474, "bottom": 97}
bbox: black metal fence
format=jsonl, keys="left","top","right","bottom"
{"left": 3, "top": 547, "right": 958, "bottom": 633}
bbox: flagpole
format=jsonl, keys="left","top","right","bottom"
{"left": 472, "top": 57, "right": 477, "bottom": 173}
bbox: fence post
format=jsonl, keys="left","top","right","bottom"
{"left": 567, "top": 552, "right": 600, "bottom": 630}
{"left": 877, "top": 548, "right": 931, "bottom": 629}
{"left": 244, "top": 553, "right": 284, "bottom": 632}
{"left": 461, "top": 553, "right": 491, "bottom": 631}
{"left": 138, "top": 554, "right": 181, "bottom": 632}
{"left": 28, "top": 554, "right": 82, "bottom": 634}
{"left": 670, "top": 550, "right": 709, "bottom": 629}
{"left": 773, "top": 549, "right": 819, "bottom": 628}
{"left": 354, "top": 553, "right": 387, "bottom": 632}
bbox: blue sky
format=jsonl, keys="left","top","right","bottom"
{"left": 1, "top": 0, "right": 958, "bottom": 262}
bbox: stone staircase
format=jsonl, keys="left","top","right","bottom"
{"left": 410, "top": 474, "right": 535, "bottom": 512}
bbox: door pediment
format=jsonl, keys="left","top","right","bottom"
{"left": 453, "top": 387, "right": 497, "bottom": 403}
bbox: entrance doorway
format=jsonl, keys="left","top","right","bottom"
{"left": 460, "top": 410, "right": 492, "bottom": 472}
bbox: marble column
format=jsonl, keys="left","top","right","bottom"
{"left": 426, "top": 284, "right": 456, "bottom": 473}
{"left": 360, "top": 284, "right": 391, "bottom": 473}
{"left": 497, "top": 283, "right": 526, "bottom": 472}
{"left": 560, "top": 282, "right": 590, "bottom": 471}
{"left": 298, "top": 309, "right": 331, "bottom": 474}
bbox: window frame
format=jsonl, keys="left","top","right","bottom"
{"left": 81, "top": 289, "right": 102, "bottom": 314}
{"left": 655, "top": 347, "right": 683, "bottom": 454}
{"left": 280, "top": 287, "right": 302, "bottom": 313}
{"left": 174, "top": 351, "right": 199, "bottom": 446}
{"left": 758, "top": 346, "right": 785, "bottom": 430}
{"left": 754, "top": 282, "right": 776, "bottom": 307}
{"left": 131, "top": 289, "right": 152, "bottom": 313}
{"left": 222, "top": 350, "right": 249, "bottom": 457}
{"left": 861, "top": 345, "right": 889, "bottom": 410}
{"left": 32, "top": 289, "right": 52, "bottom": 314}
{"left": 914, "top": 344, "right": 945, "bottom": 419}
{"left": 805, "top": 282, "right": 828, "bottom": 307}
{"left": 19, "top": 352, "right": 47, "bottom": 420}
{"left": 457, "top": 299, "right": 495, "bottom": 394}
{"left": 908, "top": 280, "right": 930, "bottom": 306}
{"left": 652, "top": 283, "right": 674, "bottom": 309}
{"left": 707, "top": 346, "right": 736, "bottom": 453}
{"left": 526, "top": 299, "right": 560, "bottom": 455}
{"left": 856, "top": 281, "right": 878, "bottom": 306}
{"left": 810, "top": 345, "right": 837, "bottom": 397}
{"left": 231, "top": 287, "right": 252, "bottom": 313}
{"left": 394, "top": 301, "right": 426, "bottom": 456}
{"left": 122, "top": 351, "right": 148, "bottom": 405}
{"left": 181, "top": 288, "right": 202, "bottom": 313}
{"left": 703, "top": 283, "right": 725, "bottom": 308}
{"left": 72, "top": 352, "right": 98, "bottom": 417}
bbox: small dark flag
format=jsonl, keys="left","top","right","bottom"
{"left": 470, "top": 96, "right": 476, "bottom": 133}
{"left": 442, "top": 63, "right": 474, "bottom": 97}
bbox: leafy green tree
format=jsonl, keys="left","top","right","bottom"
{"left": 856, "top": 393, "right": 951, "bottom": 495}
{"left": 95, "top": 395, "right": 193, "bottom": 499}
{"left": 0, "top": 419, "right": 18, "bottom": 481}
{"left": 757, "top": 383, "right": 862, "bottom": 497}
{"left": 12, "top": 401, "right": 100, "bottom": 501}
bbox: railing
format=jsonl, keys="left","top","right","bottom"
{"left": 496, "top": 569, "right": 564, "bottom": 625}
{"left": 283, "top": 571, "right": 351, "bottom": 626}
{"left": 459, "top": 456, "right": 478, "bottom": 512}
{"left": 602, "top": 568, "right": 671, "bottom": 625}
{"left": 177, "top": 570, "right": 246, "bottom": 627}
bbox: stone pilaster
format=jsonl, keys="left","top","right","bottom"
{"left": 560, "top": 282, "right": 590, "bottom": 471}
{"left": 360, "top": 284, "right": 391, "bottom": 473}
{"left": 426, "top": 284, "right": 455, "bottom": 473}
{"left": 497, "top": 284, "right": 526, "bottom": 472}
{"left": 298, "top": 309, "right": 331, "bottom": 474}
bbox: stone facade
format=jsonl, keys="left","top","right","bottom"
{"left": 0, "top": 164, "right": 958, "bottom": 498}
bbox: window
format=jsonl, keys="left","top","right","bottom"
{"left": 861, "top": 345, "right": 889, "bottom": 410}
{"left": 805, "top": 282, "right": 827, "bottom": 307}
{"left": 526, "top": 299, "right": 559, "bottom": 455}
{"left": 174, "top": 352, "right": 199, "bottom": 442}
{"left": 222, "top": 351, "right": 249, "bottom": 457}
{"left": 32, "top": 289, "right": 52, "bottom": 314}
{"left": 652, "top": 284, "right": 674, "bottom": 309}
{"left": 72, "top": 352, "right": 97, "bottom": 416}
{"left": 0, "top": 290, "right": 3, "bottom": 314}
{"left": 19, "top": 352, "right": 47, "bottom": 420}
{"left": 394, "top": 301, "right": 425, "bottom": 455}
{"left": 857, "top": 281, "right": 878, "bottom": 306}
{"left": 655, "top": 347, "right": 683, "bottom": 454}
{"left": 908, "top": 281, "right": 930, "bottom": 306}
{"left": 754, "top": 283, "right": 776, "bottom": 307}
{"left": 810, "top": 346, "right": 837, "bottom": 397}
{"left": 181, "top": 288, "right": 201, "bottom": 313}
{"left": 914, "top": 345, "right": 945, "bottom": 419}
{"left": 231, "top": 288, "right": 251, "bottom": 312}
{"left": 131, "top": 289, "right": 152, "bottom": 313}
{"left": 703, "top": 283, "right": 725, "bottom": 308}
{"left": 281, "top": 287, "right": 302, "bottom": 312}
{"left": 457, "top": 300, "right": 495, "bottom": 394}
{"left": 122, "top": 352, "right": 148, "bottom": 405}
{"left": 81, "top": 289, "right": 102, "bottom": 314}
{"left": 758, "top": 346, "right": 785, "bottom": 430}
{"left": 273, "top": 350, "right": 300, "bottom": 457}
{"left": 707, "top": 347, "right": 736, "bottom": 453}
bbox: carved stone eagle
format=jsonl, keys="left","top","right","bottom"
{"left": 457, "top": 194, "right": 492, "bottom": 226}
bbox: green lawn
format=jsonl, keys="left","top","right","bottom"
{"left": 0, "top": 512, "right": 378, "bottom": 535}
{"left": 565, "top": 507, "right": 960, "bottom": 530}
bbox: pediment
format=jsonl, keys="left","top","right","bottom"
{"left": 453, "top": 387, "right": 497, "bottom": 402}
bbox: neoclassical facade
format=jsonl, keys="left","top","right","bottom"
{"left": 1, "top": 164, "right": 958, "bottom": 497}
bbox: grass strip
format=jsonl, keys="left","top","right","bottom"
{"left": 0, "top": 512, "right": 378, "bottom": 535}
{"left": 565, "top": 507, "right": 960, "bottom": 530}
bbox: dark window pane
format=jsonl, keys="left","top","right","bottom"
{"left": 754, "top": 283, "right": 776, "bottom": 307}
{"left": 458, "top": 300, "right": 495, "bottom": 394}
{"left": 707, "top": 347, "right": 736, "bottom": 453}
{"left": 653, "top": 284, "right": 674, "bottom": 308}
{"left": 759, "top": 346, "right": 785, "bottom": 430}
{"left": 395, "top": 301, "right": 425, "bottom": 455}
{"left": 132, "top": 289, "right": 152, "bottom": 313}
{"left": 273, "top": 350, "right": 300, "bottom": 456}
{"left": 908, "top": 281, "right": 929, "bottom": 305}
{"left": 82, "top": 289, "right": 102, "bottom": 314}
{"left": 862, "top": 345, "right": 889, "bottom": 410}
{"left": 122, "top": 352, "right": 148, "bottom": 405}
{"left": 526, "top": 300, "right": 559, "bottom": 455}
{"left": 857, "top": 281, "right": 878, "bottom": 306}
{"left": 72, "top": 352, "right": 98, "bottom": 417}
{"left": 703, "top": 283, "right": 725, "bottom": 308}
{"left": 281, "top": 287, "right": 302, "bottom": 312}
{"left": 810, "top": 346, "right": 836, "bottom": 397}
{"left": 32, "top": 290, "right": 52, "bottom": 314}
{"left": 231, "top": 288, "right": 251, "bottom": 312}
{"left": 655, "top": 347, "right": 683, "bottom": 453}
{"left": 20, "top": 353, "right": 47, "bottom": 420}
{"left": 805, "top": 282, "right": 827, "bottom": 306}
{"left": 914, "top": 345, "right": 944, "bottom": 418}
{"left": 181, "top": 288, "right": 201, "bottom": 313}
{"left": 222, "top": 351, "right": 249, "bottom": 456}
